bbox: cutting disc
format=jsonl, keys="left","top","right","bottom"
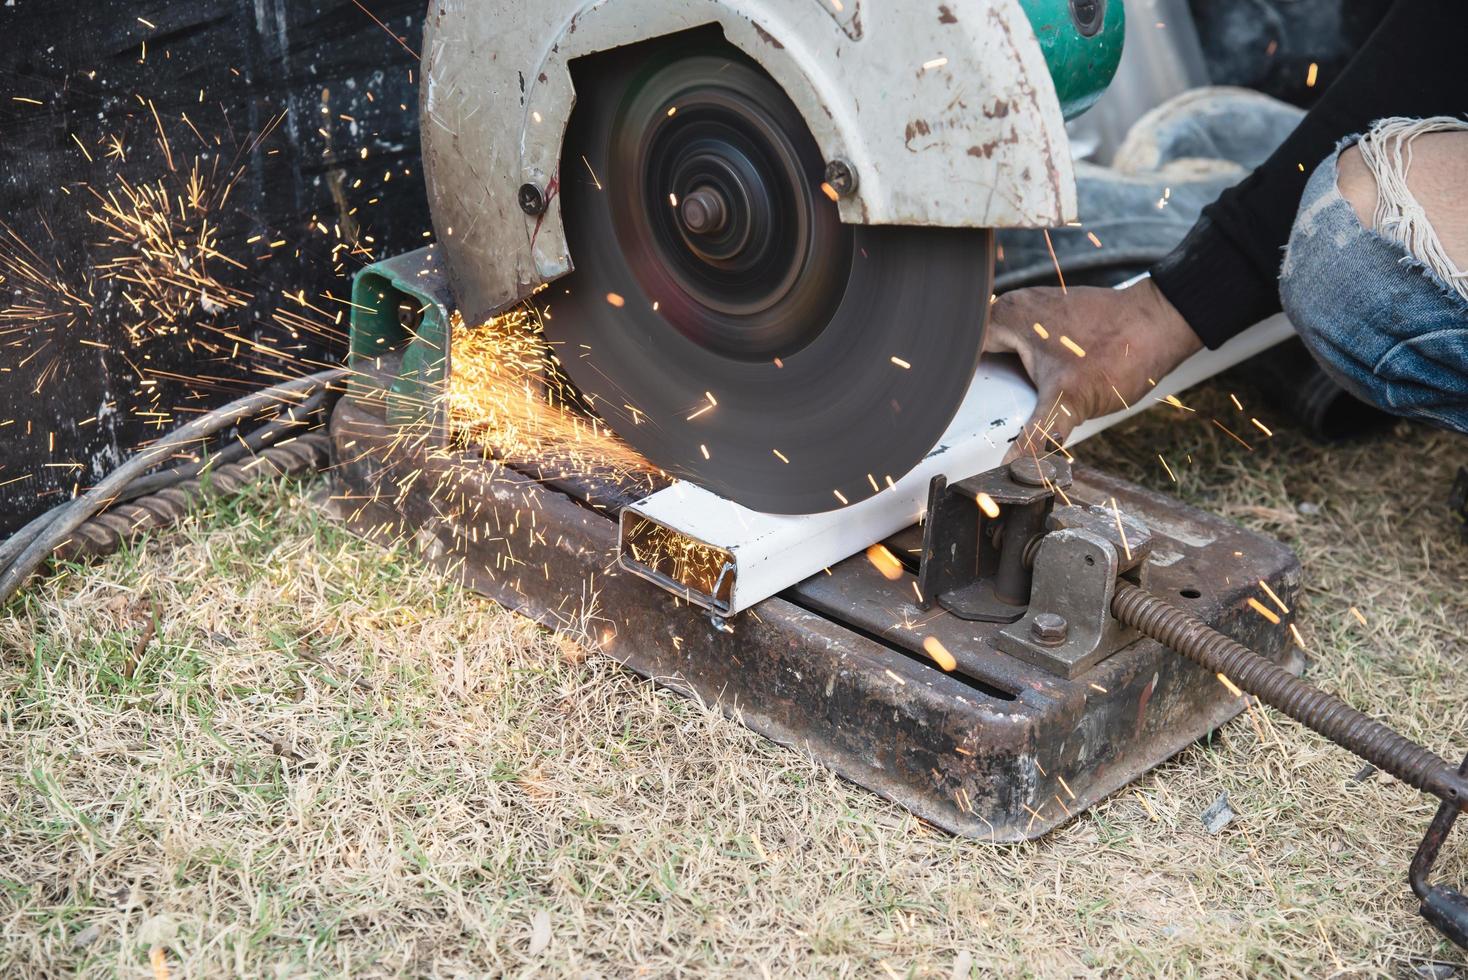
{"left": 548, "top": 40, "right": 994, "bottom": 515}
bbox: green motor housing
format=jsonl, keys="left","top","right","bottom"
{"left": 1020, "top": 0, "right": 1125, "bottom": 120}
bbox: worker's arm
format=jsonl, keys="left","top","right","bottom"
{"left": 989, "top": 0, "right": 1468, "bottom": 457}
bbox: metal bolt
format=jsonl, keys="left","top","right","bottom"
{"left": 1009, "top": 456, "right": 1058, "bottom": 488}
{"left": 517, "top": 182, "right": 547, "bottom": 216}
{"left": 1070, "top": 0, "right": 1105, "bottom": 37}
{"left": 823, "top": 159, "right": 858, "bottom": 197}
{"left": 1030, "top": 612, "right": 1069, "bottom": 645}
{"left": 680, "top": 186, "right": 728, "bottom": 235}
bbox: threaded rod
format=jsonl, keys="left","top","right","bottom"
{"left": 1112, "top": 581, "right": 1468, "bottom": 809}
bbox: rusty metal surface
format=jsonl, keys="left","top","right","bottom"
{"left": 1410, "top": 753, "right": 1468, "bottom": 946}
{"left": 330, "top": 389, "right": 1303, "bottom": 842}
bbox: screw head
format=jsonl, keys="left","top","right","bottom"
{"left": 517, "top": 182, "right": 547, "bottom": 216}
{"left": 1070, "top": 0, "right": 1105, "bottom": 37}
{"left": 823, "top": 159, "right": 858, "bottom": 197}
{"left": 1031, "top": 611, "right": 1069, "bottom": 645}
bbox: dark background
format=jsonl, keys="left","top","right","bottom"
{"left": 0, "top": 0, "right": 1386, "bottom": 534}
{"left": 0, "top": 0, "right": 429, "bottom": 531}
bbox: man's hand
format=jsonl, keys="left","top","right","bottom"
{"left": 984, "top": 278, "right": 1203, "bottom": 460}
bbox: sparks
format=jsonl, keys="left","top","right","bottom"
{"left": 921, "top": 636, "right": 957, "bottom": 672}
{"left": 1246, "top": 597, "right": 1281, "bottom": 624}
{"left": 866, "top": 544, "right": 904, "bottom": 581}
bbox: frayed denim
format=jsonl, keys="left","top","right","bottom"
{"left": 1281, "top": 132, "right": 1468, "bottom": 434}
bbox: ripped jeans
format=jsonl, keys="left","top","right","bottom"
{"left": 1280, "top": 118, "right": 1468, "bottom": 434}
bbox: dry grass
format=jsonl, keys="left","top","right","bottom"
{"left": 2, "top": 380, "right": 1466, "bottom": 978}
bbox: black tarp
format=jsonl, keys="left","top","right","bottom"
{"left": 1, "top": 0, "right": 429, "bottom": 532}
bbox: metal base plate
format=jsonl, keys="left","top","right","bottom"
{"left": 327, "top": 378, "right": 1302, "bottom": 842}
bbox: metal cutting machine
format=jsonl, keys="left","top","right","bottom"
{"left": 331, "top": 0, "right": 1468, "bottom": 946}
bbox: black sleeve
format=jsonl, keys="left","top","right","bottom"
{"left": 1149, "top": 0, "right": 1468, "bottom": 349}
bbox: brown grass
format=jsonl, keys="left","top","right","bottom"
{"left": 2, "top": 380, "right": 1466, "bottom": 977}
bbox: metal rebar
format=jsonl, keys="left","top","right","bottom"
{"left": 1111, "top": 580, "right": 1468, "bottom": 810}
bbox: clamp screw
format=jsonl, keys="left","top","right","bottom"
{"left": 823, "top": 159, "right": 858, "bottom": 197}
{"left": 518, "top": 182, "right": 547, "bottom": 216}
{"left": 1031, "top": 612, "right": 1069, "bottom": 645}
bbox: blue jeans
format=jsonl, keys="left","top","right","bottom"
{"left": 1280, "top": 140, "right": 1468, "bottom": 434}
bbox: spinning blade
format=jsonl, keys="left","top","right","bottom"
{"left": 547, "top": 40, "right": 994, "bottom": 515}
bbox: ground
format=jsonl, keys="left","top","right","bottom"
{"left": 2, "top": 380, "right": 1466, "bottom": 978}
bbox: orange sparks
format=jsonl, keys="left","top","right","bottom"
{"left": 1258, "top": 580, "right": 1290, "bottom": 614}
{"left": 1250, "top": 417, "right": 1273, "bottom": 437}
{"left": 1349, "top": 606, "right": 1368, "bottom": 626}
{"left": 1032, "top": 322, "right": 1050, "bottom": 340}
{"left": 772, "top": 448, "right": 789, "bottom": 463}
{"left": 819, "top": 182, "right": 839, "bottom": 202}
{"left": 699, "top": 443, "right": 710, "bottom": 459}
{"left": 1216, "top": 673, "right": 1245, "bottom": 698}
{"left": 1211, "top": 418, "right": 1254, "bottom": 450}
{"left": 1042, "top": 227, "right": 1067, "bottom": 293}
{"left": 922, "top": 56, "right": 949, "bottom": 70}
{"left": 1306, "top": 62, "right": 1319, "bottom": 87}
{"left": 605, "top": 292, "right": 625, "bottom": 307}
{"left": 833, "top": 489, "right": 849, "bottom": 505}
{"left": 975, "top": 491, "right": 1000, "bottom": 519}
{"left": 866, "top": 544, "right": 905, "bottom": 581}
{"left": 349, "top": 0, "right": 421, "bottom": 59}
{"left": 890, "top": 355, "right": 911, "bottom": 369}
{"left": 1247, "top": 597, "right": 1281, "bottom": 625}
{"left": 1086, "top": 231, "right": 1103, "bottom": 248}
{"left": 921, "top": 636, "right": 957, "bottom": 672}
{"left": 1059, "top": 335, "right": 1086, "bottom": 358}
{"left": 1157, "top": 454, "right": 1177, "bottom": 482}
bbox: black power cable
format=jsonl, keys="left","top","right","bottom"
{"left": 0, "top": 369, "right": 345, "bottom": 606}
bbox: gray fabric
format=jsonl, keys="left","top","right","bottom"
{"left": 995, "top": 87, "right": 1305, "bottom": 290}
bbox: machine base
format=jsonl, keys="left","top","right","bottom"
{"left": 327, "top": 388, "right": 1302, "bottom": 842}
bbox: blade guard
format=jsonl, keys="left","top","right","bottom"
{"left": 422, "top": 0, "right": 1084, "bottom": 322}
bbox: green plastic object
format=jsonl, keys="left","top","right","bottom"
{"left": 347, "top": 246, "right": 455, "bottom": 429}
{"left": 1019, "top": 0, "right": 1125, "bottom": 120}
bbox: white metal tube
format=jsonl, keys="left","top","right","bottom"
{"left": 619, "top": 314, "right": 1296, "bottom": 614}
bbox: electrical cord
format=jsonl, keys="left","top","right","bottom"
{"left": 0, "top": 368, "right": 346, "bottom": 606}
{"left": 115, "top": 387, "right": 330, "bottom": 503}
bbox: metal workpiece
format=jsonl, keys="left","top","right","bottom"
{"left": 618, "top": 313, "right": 1296, "bottom": 615}
{"left": 347, "top": 246, "right": 456, "bottom": 433}
{"left": 421, "top": 0, "right": 1081, "bottom": 321}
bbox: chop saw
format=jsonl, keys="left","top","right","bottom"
{"left": 332, "top": 0, "right": 1468, "bottom": 947}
